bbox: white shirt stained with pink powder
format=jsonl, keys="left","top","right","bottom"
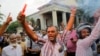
{"left": 76, "top": 18, "right": 100, "bottom": 56}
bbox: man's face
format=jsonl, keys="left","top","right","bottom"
{"left": 9, "top": 34, "right": 17, "bottom": 44}
{"left": 10, "top": 36, "right": 17, "bottom": 44}
{"left": 81, "top": 28, "right": 90, "bottom": 39}
{"left": 3, "top": 33, "right": 8, "bottom": 38}
{"left": 47, "top": 26, "right": 58, "bottom": 42}
{"left": 16, "top": 36, "right": 22, "bottom": 41}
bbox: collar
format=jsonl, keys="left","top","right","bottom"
{"left": 9, "top": 44, "right": 18, "bottom": 49}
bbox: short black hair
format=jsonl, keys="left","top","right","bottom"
{"left": 46, "top": 25, "right": 58, "bottom": 32}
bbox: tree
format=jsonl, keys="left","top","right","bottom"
{"left": 6, "top": 21, "right": 21, "bottom": 33}
{"left": 0, "top": 5, "right": 4, "bottom": 22}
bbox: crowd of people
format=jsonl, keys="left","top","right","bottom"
{"left": 0, "top": 7, "right": 100, "bottom": 56}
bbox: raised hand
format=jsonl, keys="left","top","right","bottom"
{"left": 17, "top": 4, "right": 27, "bottom": 24}
{"left": 65, "top": 6, "right": 77, "bottom": 30}
{"left": 17, "top": 12, "right": 25, "bottom": 24}
{"left": 0, "top": 13, "right": 12, "bottom": 36}
{"left": 70, "top": 6, "right": 77, "bottom": 16}
{"left": 5, "top": 13, "right": 12, "bottom": 24}
{"left": 94, "top": 8, "right": 100, "bottom": 20}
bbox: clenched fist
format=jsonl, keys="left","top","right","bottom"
{"left": 17, "top": 12, "right": 26, "bottom": 24}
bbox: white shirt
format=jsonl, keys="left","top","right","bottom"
{"left": 76, "top": 18, "right": 100, "bottom": 56}
{"left": 41, "top": 41, "right": 64, "bottom": 56}
{"left": 2, "top": 44, "right": 22, "bottom": 56}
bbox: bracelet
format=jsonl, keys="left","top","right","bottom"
{"left": 70, "top": 14, "right": 75, "bottom": 16}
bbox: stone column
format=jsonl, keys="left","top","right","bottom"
{"left": 52, "top": 10, "right": 58, "bottom": 26}
{"left": 76, "top": 16, "right": 79, "bottom": 26}
{"left": 40, "top": 15, "right": 46, "bottom": 30}
{"left": 62, "top": 12, "right": 67, "bottom": 26}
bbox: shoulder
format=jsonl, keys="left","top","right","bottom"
{"left": 2, "top": 45, "right": 10, "bottom": 52}
{"left": 77, "top": 38, "right": 88, "bottom": 45}
{"left": 3, "top": 45, "right": 10, "bottom": 49}
{"left": 17, "top": 44, "right": 22, "bottom": 48}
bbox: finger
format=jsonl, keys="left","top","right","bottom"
{"left": 18, "top": 12, "right": 22, "bottom": 16}
{"left": 8, "top": 13, "right": 11, "bottom": 17}
{"left": 10, "top": 17, "right": 12, "bottom": 21}
{"left": 21, "top": 4, "right": 27, "bottom": 14}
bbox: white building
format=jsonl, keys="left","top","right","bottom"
{"left": 27, "top": 0, "right": 78, "bottom": 30}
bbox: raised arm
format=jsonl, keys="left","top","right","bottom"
{"left": 79, "top": 17, "right": 100, "bottom": 48}
{"left": 17, "top": 12, "right": 38, "bottom": 41}
{"left": 65, "top": 7, "right": 76, "bottom": 31}
{"left": 0, "top": 13, "right": 12, "bottom": 36}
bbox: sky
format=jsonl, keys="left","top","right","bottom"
{"left": 0, "top": 0, "right": 50, "bottom": 23}
{"left": 1, "top": 0, "right": 100, "bottom": 23}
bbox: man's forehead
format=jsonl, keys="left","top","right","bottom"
{"left": 9, "top": 34, "right": 16, "bottom": 38}
{"left": 47, "top": 26, "right": 57, "bottom": 31}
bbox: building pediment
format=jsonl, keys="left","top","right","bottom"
{"left": 27, "top": 3, "right": 71, "bottom": 19}
{"left": 39, "top": 2, "right": 70, "bottom": 10}
{"left": 38, "top": 3, "right": 70, "bottom": 14}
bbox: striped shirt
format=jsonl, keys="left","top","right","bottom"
{"left": 38, "top": 31, "right": 67, "bottom": 56}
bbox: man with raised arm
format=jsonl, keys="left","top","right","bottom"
{"left": 17, "top": 7, "right": 76, "bottom": 56}
{"left": 0, "top": 13, "right": 12, "bottom": 36}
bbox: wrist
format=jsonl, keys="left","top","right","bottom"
{"left": 21, "top": 20, "right": 26, "bottom": 25}
{"left": 70, "top": 14, "right": 75, "bottom": 17}
{"left": 4, "top": 22, "right": 9, "bottom": 25}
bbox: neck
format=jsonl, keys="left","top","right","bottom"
{"left": 50, "top": 40, "right": 56, "bottom": 45}
{"left": 10, "top": 43, "right": 17, "bottom": 48}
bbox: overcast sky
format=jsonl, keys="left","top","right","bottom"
{"left": 0, "top": 0, "right": 50, "bottom": 23}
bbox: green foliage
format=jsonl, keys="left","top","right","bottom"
{"left": 0, "top": 5, "right": 4, "bottom": 22}
{"left": 0, "top": 13, "right": 4, "bottom": 19}
{"left": 6, "top": 21, "right": 21, "bottom": 33}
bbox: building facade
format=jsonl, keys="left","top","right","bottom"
{"left": 27, "top": 0, "right": 78, "bottom": 30}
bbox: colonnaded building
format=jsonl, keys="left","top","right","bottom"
{"left": 27, "top": 0, "right": 80, "bottom": 30}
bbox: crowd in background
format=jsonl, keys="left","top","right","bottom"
{"left": 0, "top": 7, "right": 100, "bottom": 56}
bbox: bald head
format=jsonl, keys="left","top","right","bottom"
{"left": 16, "top": 34, "right": 22, "bottom": 41}
{"left": 9, "top": 34, "right": 16, "bottom": 39}
{"left": 9, "top": 34, "right": 17, "bottom": 43}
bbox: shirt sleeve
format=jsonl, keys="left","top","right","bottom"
{"left": 79, "top": 18, "right": 100, "bottom": 48}
{"left": 38, "top": 36, "right": 46, "bottom": 43}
